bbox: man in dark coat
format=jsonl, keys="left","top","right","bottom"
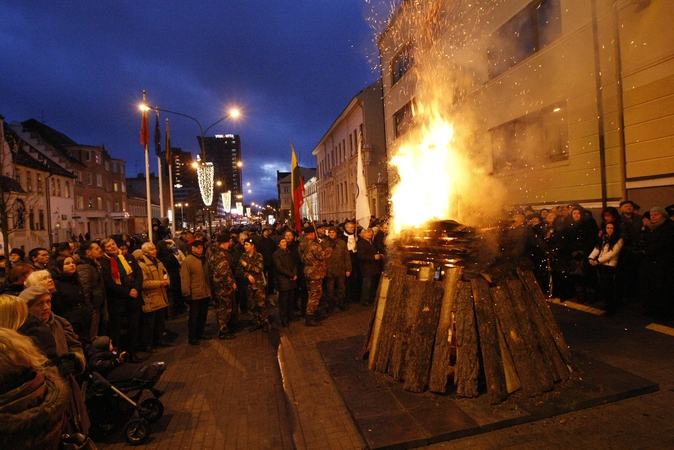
{"left": 273, "top": 238, "right": 297, "bottom": 326}
{"left": 76, "top": 242, "right": 107, "bottom": 339}
{"left": 340, "top": 221, "right": 360, "bottom": 307}
{"left": 357, "top": 228, "right": 382, "bottom": 306}
{"left": 98, "top": 237, "right": 144, "bottom": 362}
{"left": 638, "top": 207, "right": 674, "bottom": 318}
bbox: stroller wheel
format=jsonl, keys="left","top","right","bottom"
{"left": 140, "top": 398, "right": 165, "bottom": 423}
{"left": 124, "top": 418, "right": 151, "bottom": 445}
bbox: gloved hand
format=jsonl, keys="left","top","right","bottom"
{"left": 58, "top": 357, "right": 77, "bottom": 377}
{"left": 588, "top": 259, "right": 598, "bottom": 266}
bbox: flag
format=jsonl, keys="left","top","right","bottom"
{"left": 291, "top": 144, "right": 305, "bottom": 232}
{"left": 154, "top": 108, "right": 162, "bottom": 157}
{"left": 140, "top": 101, "right": 149, "bottom": 147}
{"left": 165, "top": 118, "right": 172, "bottom": 165}
{"left": 355, "top": 133, "right": 371, "bottom": 230}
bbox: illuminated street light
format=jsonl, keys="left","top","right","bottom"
{"left": 141, "top": 103, "right": 240, "bottom": 237}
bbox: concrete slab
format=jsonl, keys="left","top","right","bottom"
{"left": 318, "top": 334, "right": 659, "bottom": 450}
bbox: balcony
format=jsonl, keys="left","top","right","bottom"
{"left": 111, "top": 212, "right": 130, "bottom": 220}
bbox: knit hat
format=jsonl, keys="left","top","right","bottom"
{"left": 216, "top": 232, "right": 231, "bottom": 243}
{"left": 302, "top": 225, "right": 315, "bottom": 234}
{"left": 650, "top": 206, "right": 669, "bottom": 218}
{"left": 19, "top": 285, "right": 51, "bottom": 307}
{"left": 91, "top": 336, "right": 111, "bottom": 352}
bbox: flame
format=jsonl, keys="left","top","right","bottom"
{"left": 390, "top": 104, "right": 466, "bottom": 234}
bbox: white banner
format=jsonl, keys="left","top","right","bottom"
{"left": 221, "top": 191, "right": 231, "bottom": 213}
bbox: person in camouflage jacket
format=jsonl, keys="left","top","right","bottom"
{"left": 299, "top": 225, "right": 332, "bottom": 326}
{"left": 321, "top": 226, "right": 351, "bottom": 313}
{"left": 210, "top": 233, "right": 238, "bottom": 339}
{"left": 236, "top": 238, "right": 268, "bottom": 332}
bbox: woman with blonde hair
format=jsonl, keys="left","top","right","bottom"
{"left": 0, "top": 294, "right": 28, "bottom": 329}
{"left": 0, "top": 328, "right": 69, "bottom": 449}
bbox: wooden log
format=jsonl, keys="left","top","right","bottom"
{"left": 372, "top": 264, "right": 408, "bottom": 373}
{"left": 471, "top": 278, "right": 508, "bottom": 404}
{"left": 389, "top": 274, "right": 424, "bottom": 381}
{"left": 517, "top": 268, "right": 574, "bottom": 367}
{"left": 454, "top": 281, "right": 479, "bottom": 398}
{"left": 507, "top": 278, "right": 570, "bottom": 382}
{"left": 491, "top": 284, "right": 549, "bottom": 397}
{"left": 366, "top": 276, "right": 390, "bottom": 366}
{"left": 403, "top": 280, "right": 445, "bottom": 392}
{"left": 505, "top": 279, "right": 557, "bottom": 392}
{"left": 497, "top": 320, "right": 521, "bottom": 394}
{"left": 428, "top": 267, "right": 463, "bottom": 393}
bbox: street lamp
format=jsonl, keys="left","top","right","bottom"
{"left": 146, "top": 104, "right": 239, "bottom": 237}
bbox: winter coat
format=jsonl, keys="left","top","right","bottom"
{"left": 19, "top": 313, "right": 86, "bottom": 374}
{"left": 299, "top": 236, "right": 331, "bottom": 281}
{"left": 357, "top": 238, "right": 382, "bottom": 278}
{"left": 322, "top": 236, "right": 352, "bottom": 278}
{"left": 181, "top": 253, "right": 211, "bottom": 300}
{"left": 588, "top": 238, "right": 624, "bottom": 268}
{"left": 257, "top": 236, "right": 276, "bottom": 266}
{"left": 236, "top": 251, "right": 266, "bottom": 290}
{"left": 158, "top": 250, "right": 182, "bottom": 294}
{"left": 0, "top": 366, "right": 68, "bottom": 450}
{"left": 49, "top": 270, "right": 93, "bottom": 341}
{"left": 76, "top": 255, "right": 106, "bottom": 313}
{"left": 99, "top": 252, "right": 144, "bottom": 312}
{"left": 0, "top": 280, "right": 24, "bottom": 296}
{"left": 273, "top": 248, "right": 297, "bottom": 291}
{"left": 138, "top": 255, "right": 170, "bottom": 313}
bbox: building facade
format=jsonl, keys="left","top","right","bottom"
{"left": 378, "top": 0, "right": 674, "bottom": 213}
{"left": 200, "top": 134, "right": 243, "bottom": 215}
{"left": 312, "top": 81, "right": 388, "bottom": 222}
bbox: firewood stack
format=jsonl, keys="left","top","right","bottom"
{"left": 364, "top": 222, "right": 574, "bottom": 404}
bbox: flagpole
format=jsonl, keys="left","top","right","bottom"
{"left": 166, "top": 119, "right": 175, "bottom": 231}
{"left": 158, "top": 156, "right": 164, "bottom": 221}
{"left": 142, "top": 91, "right": 153, "bottom": 242}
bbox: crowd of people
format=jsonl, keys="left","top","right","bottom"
{"left": 1, "top": 200, "right": 672, "bottom": 447}
{"left": 503, "top": 201, "right": 674, "bottom": 319}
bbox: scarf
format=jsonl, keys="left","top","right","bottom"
{"left": 104, "top": 252, "right": 133, "bottom": 285}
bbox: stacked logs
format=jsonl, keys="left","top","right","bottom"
{"left": 364, "top": 262, "right": 574, "bottom": 403}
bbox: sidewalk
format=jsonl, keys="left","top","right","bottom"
{"left": 96, "top": 298, "right": 674, "bottom": 449}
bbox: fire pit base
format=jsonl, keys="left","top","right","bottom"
{"left": 319, "top": 334, "right": 658, "bottom": 450}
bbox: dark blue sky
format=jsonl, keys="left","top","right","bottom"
{"left": 1, "top": 1, "right": 392, "bottom": 204}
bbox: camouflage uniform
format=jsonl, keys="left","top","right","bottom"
{"left": 236, "top": 251, "right": 268, "bottom": 326}
{"left": 210, "top": 249, "right": 237, "bottom": 333}
{"left": 299, "top": 236, "right": 332, "bottom": 316}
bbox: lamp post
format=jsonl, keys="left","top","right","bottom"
{"left": 145, "top": 104, "right": 239, "bottom": 238}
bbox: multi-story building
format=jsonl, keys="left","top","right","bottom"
{"left": 312, "top": 81, "right": 388, "bottom": 222}
{"left": 199, "top": 134, "right": 243, "bottom": 215}
{"left": 7, "top": 120, "right": 78, "bottom": 244}
{"left": 66, "top": 145, "right": 128, "bottom": 240}
{"left": 277, "top": 167, "right": 316, "bottom": 225}
{"left": 126, "top": 186, "right": 160, "bottom": 236}
{"left": 378, "top": 0, "right": 674, "bottom": 215}
{"left": 127, "top": 172, "right": 170, "bottom": 221}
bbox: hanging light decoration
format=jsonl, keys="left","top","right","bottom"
{"left": 197, "top": 162, "right": 215, "bottom": 206}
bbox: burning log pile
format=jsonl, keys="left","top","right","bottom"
{"left": 364, "top": 221, "right": 574, "bottom": 404}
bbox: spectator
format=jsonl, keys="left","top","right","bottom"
{"left": 0, "top": 264, "right": 34, "bottom": 296}
{"left": 299, "top": 225, "right": 332, "bottom": 326}
{"left": 0, "top": 294, "right": 28, "bottom": 329}
{"left": 638, "top": 206, "right": 674, "bottom": 318}
{"left": 273, "top": 238, "right": 298, "bottom": 327}
{"left": 138, "top": 242, "right": 171, "bottom": 353}
{"left": 209, "top": 233, "right": 237, "bottom": 340}
{"left": 76, "top": 241, "right": 107, "bottom": 339}
{"left": 322, "top": 226, "right": 351, "bottom": 314}
{"left": 357, "top": 228, "right": 382, "bottom": 306}
{"left": 588, "top": 222, "right": 624, "bottom": 316}
{"left": 236, "top": 238, "right": 269, "bottom": 332}
{"left": 181, "top": 240, "right": 212, "bottom": 345}
{"left": 28, "top": 247, "right": 50, "bottom": 270}
{"left": 48, "top": 256, "right": 92, "bottom": 343}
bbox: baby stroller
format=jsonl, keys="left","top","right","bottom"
{"left": 83, "top": 337, "right": 167, "bottom": 445}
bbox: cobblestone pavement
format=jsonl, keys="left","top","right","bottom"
{"left": 96, "top": 297, "right": 674, "bottom": 450}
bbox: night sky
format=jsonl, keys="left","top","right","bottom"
{"left": 1, "top": 1, "right": 393, "bottom": 204}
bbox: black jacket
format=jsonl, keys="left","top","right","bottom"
{"left": 273, "top": 248, "right": 297, "bottom": 291}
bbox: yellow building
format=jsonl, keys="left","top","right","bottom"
{"left": 378, "top": 0, "right": 674, "bottom": 213}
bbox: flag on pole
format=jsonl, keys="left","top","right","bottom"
{"left": 154, "top": 108, "right": 162, "bottom": 157}
{"left": 165, "top": 119, "right": 172, "bottom": 165}
{"left": 355, "top": 133, "right": 371, "bottom": 230}
{"left": 290, "top": 144, "right": 304, "bottom": 232}
{"left": 140, "top": 103, "right": 150, "bottom": 147}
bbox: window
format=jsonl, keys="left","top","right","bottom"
{"left": 26, "top": 172, "right": 32, "bottom": 192}
{"left": 87, "top": 173, "right": 92, "bottom": 185}
{"left": 14, "top": 199, "right": 25, "bottom": 229}
{"left": 77, "top": 196, "right": 84, "bottom": 209}
{"left": 394, "top": 101, "right": 415, "bottom": 138}
{"left": 487, "top": 0, "right": 562, "bottom": 79}
{"left": 122, "top": 201, "right": 126, "bottom": 212}
{"left": 51, "top": 178, "right": 56, "bottom": 195}
{"left": 491, "top": 102, "right": 568, "bottom": 172}
{"left": 65, "top": 181, "right": 70, "bottom": 198}
{"left": 115, "top": 201, "right": 120, "bottom": 212}
{"left": 105, "top": 161, "right": 109, "bottom": 171}
{"left": 97, "top": 197, "right": 103, "bottom": 209}
{"left": 37, "top": 174, "right": 42, "bottom": 192}
{"left": 85, "top": 150, "right": 91, "bottom": 161}
{"left": 121, "top": 183, "right": 125, "bottom": 193}
{"left": 38, "top": 209, "right": 45, "bottom": 230}
{"left": 96, "top": 174, "right": 102, "bottom": 187}
{"left": 107, "top": 200, "right": 111, "bottom": 211}
{"left": 15, "top": 169, "right": 21, "bottom": 186}
{"left": 392, "top": 43, "right": 415, "bottom": 85}
{"left": 29, "top": 208, "right": 35, "bottom": 230}
{"left": 77, "top": 171, "right": 82, "bottom": 183}
{"left": 114, "top": 181, "right": 118, "bottom": 192}
{"left": 120, "top": 164, "right": 125, "bottom": 175}
{"left": 88, "top": 197, "right": 93, "bottom": 209}
{"left": 112, "top": 162, "right": 117, "bottom": 172}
